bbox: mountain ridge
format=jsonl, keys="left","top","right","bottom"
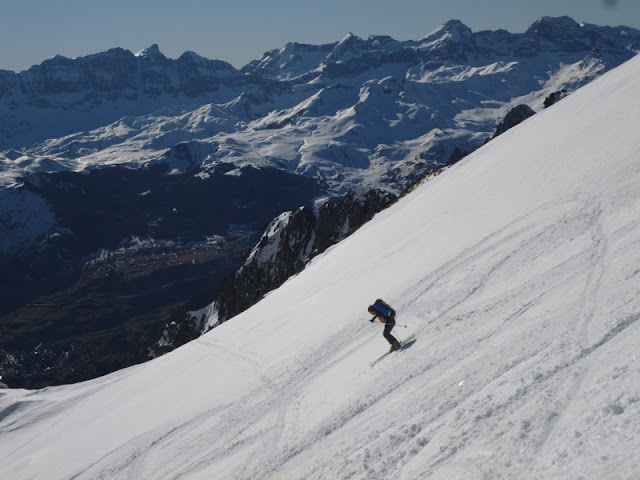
{"left": 2, "top": 17, "right": 639, "bottom": 150}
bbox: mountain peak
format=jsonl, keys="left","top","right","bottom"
{"left": 334, "top": 32, "right": 362, "bottom": 51}
{"left": 340, "top": 32, "right": 356, "bottom": 43}
{"left": 443, "top": 19, "right": 471, "bottom": 31}
{"left": 136, "top": 44, "right": 165, "bottom": 60}
{"left": 524, "top": 16, "right": 591, "bottom": 51}
{"left": 421, "top": 19, "right": 473, "bottom": 44}
{"left": 326, "top": 32, "right": 366, "bottom": 62}
{"left": 45, "top": 54, "right": 73, "bottom": 65}
{"left": 525, "top": 16, "right": 582, "bottom": 36}
{"left": 178, "top": 50, "right": 209, "bottom": 64}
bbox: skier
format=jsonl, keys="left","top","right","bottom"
{"left": 368, "top": 299, "right": 401, "bottom": 352}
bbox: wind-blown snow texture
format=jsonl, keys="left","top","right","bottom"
{"left": 2, "top": 48, "right": 640, "bottom": 479}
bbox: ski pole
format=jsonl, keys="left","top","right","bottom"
{"left": 369, "top": 321, "right": 408, "bottom": 328}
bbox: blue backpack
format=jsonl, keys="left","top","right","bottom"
{"left": 373, "top": 299, "right": 395, "bottom": 319}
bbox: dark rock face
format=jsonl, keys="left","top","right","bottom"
{"left": 544, "top": 89, "right": 569, "bottom": 108}
{"left": 312, "top": 190, "right": 396, "bottom": 255}
{"left": 523, "top": 17, "right": 593, "bottom": 52}
{"left": 218, "top": 189, "right": 397, "bottom": 322}
{"left": 492, "top": 104, "right": 536, "bottom": 139}
{"left": 216, "top": 207, "right": 317, "bottom": 322}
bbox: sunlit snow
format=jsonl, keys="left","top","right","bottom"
{"left": 1, "top": 54, "right": 640, "bottom": 479}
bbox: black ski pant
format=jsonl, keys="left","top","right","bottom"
{"left": 383, "top": 322, "right": 399, "bottom": 345}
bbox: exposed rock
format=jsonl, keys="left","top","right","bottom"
{"left": 218, "top": 188, "right": 396, "bottom": 322}
{"left": 148, "top": 188, "right": 397, "bottom": 357}
{"left": 544, "top": 89, "right": 569, "bottom": 108}
{"left": 492, "top": 104, "right": 536, "bottom": 139}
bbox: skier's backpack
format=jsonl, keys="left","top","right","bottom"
{"left": 373, "top": 299, "right": 395, "bottom": 319}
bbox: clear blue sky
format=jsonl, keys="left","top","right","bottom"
{"left": 1, "top": 0, "right": 638, "bottom": 72}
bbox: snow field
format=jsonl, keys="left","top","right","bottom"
{"left": 1, "top": 54, "right": 640, "bottom": 479}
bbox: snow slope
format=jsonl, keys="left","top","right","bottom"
{"left": 1, "top": 52, "right": 640, "bottom": 479}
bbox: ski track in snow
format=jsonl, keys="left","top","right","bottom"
{"left": 529, "top": 205, "right": 607, "bottom": 462}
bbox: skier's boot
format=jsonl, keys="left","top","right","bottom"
{"left": 389, "top": 340, "right": 401, "bottom": 352}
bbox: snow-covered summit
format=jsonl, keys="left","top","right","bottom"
{"left": 135, "top": 44, "right": 167, "bottom": 65}
{"left": 1, "top": 48, "right": 639, "bottom": 480}
{"left": 421, "top": 19, "right": 474, "bottom": 44}
{"left": 136, "top": 43, "right": 163, "bottom": 58}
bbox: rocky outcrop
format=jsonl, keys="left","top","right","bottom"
{"left": 523, "top": 16, "right": 594, "bottom": 52}
{"left": 544, "top": 89, "right": 569, "bottom": 108}
{"left": 147, "top": 188, "right": 397, "bottom": 357}
{"left": 216, "top": 207, "right": 317, "bottom": 322}
{"left": 492, "top": 104, "right": 536, "bottom": 139}
{"left": 217, "top": 188, "right": 397, "bottom": 322}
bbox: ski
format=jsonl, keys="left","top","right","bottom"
{"left": 370, "top": 334, "right": 416, "bottom": 367}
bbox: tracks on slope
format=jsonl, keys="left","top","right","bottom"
{"left": 533, "top": 207, "right": 607, "bottom": 451}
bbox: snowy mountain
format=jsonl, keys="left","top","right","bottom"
{"left": 2, "top": 17, "right": 640, "bottom": 388}
{"left": 2, "top": 17, "right": 639, "bottom": 192}
{"left": 1, "top": 47, "right": 639, "bottom": 480}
